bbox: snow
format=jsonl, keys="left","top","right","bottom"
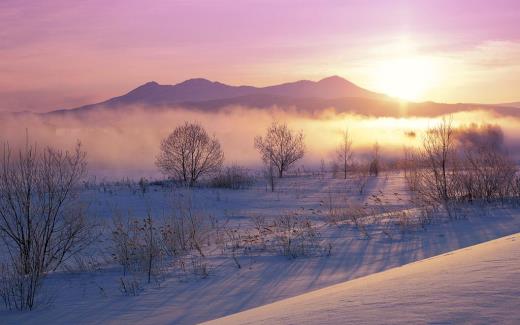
{"left": 1, "top": 173, "right": 520, "bottom": 324}
{"left": 206, "top": 233, "right": 520, "bottom": 325}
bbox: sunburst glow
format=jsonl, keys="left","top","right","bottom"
{"left": 374, "top": 56, "right": 440, "bottom": 101}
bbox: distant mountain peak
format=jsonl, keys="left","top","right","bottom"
{"left": 318, "top": 75, "right": 354, "bottom": 85}
{"left": 51, "top": 75, "right": 388, "bottom": 114}
{"left": 179, "top": 78, "right": 214, "bottom": 85}
{"left": 133, "top": 81, "right": 160, "bottom": 89}
{"left": 319, "top": 75, "right": 344, "bottom": 82}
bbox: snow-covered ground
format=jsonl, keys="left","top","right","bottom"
{"left": 207, "top": 233, "right": 520, "bottom": 325}
{"left": 1, "top": 172, "right": 520, "bottom": 324}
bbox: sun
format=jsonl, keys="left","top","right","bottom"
{"left": 374, "top": 56, "right": 439, "bottom": 101}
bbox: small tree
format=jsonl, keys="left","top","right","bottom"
{"left": 369, "top": 142, "right": 380, "bottom": 176}
{"left": 156, "top": 122, "right": 224, "bottom": 187}
{"left": 0, "top": 141, "right": 90, "bottom": 310}
{"left": 336, "top": 128, "right": 353, "bottom": 179}
{"left": 254, "top": 122, "right": 305, "bottom": 178}
{"left": 422, "top": 117, "right": 454, "bottom": 203}
{"left": 264, "top": 162, "right": 276, "bottom": 192}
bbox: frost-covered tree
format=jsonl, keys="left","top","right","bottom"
{"left": 254, "top": 122, "right": 305, "bottom": 178}
{"left": 156, "top": 122, "right": 224, "bottom": 187}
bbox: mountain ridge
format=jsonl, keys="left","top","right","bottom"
{"left": 31, "top": 76, "right": 520, "bottom": 118}
{"left": 48, "top": 76, "right": 387, "bottom": 114}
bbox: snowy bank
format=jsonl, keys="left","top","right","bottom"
{"left": 207, "top": 233, "right": 520, "bottom": 324}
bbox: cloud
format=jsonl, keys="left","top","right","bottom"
{"left": 468, "top": 41, "right": 520, "bottom": 68}
{"left": 455, "top": 123, "right": 506, "bottom": 151}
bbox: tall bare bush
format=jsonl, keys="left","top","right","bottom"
{"left": 0, "top": 141, "right": 90, "bottom": 310}
{"left": 406, "top": 121, "right": 519, "bottom": 212}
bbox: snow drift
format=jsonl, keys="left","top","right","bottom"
{"left": 207, "top": 233, "right": 520, "bottom": 324}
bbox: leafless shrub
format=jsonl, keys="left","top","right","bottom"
{"left": 210, "top": 164, "right": 254, "bottom": 189}
{"left": 512, "top": 174, "right": 520, "bottom": 203}
{"left": 189, "top": 255, "right": 209, "bottom": 278}
{"left": 369, "top": 142, "right": 381, "bottom": 176}
{"left": 156, "top": 122, "right": 224, "bottom": 187}
{"left": 263, "top": 163, "right": 276, "bottom": 192}
{"left": 162, "top": 195, "right": 212, "bottom": 258}
{"left": 138, "top": 177, "right": 149, "bottom": 195}
{"left": 219, "top": 211, "right": 327, "bottom": 263}
{"left": 330, "top": 161, "right": 340, "bottom": 178}
{"left": 211, "top": 217, "right": 228, "bottom": 252}
{"left": 111, "top": 214, "right": 163, "bottom": 284}
{"left": 111, "top": 193, "right": 214, "bottom": 285}
{"left": 254, "top": 121, "right": 305, "bottom": 178}
{"left": 406, "top": 120, "right": 519, "bottom": 215}
{"left": 323, "top": 189, "right": 372, "bottom": 237}
{"left": 319, "top": 159, "right": 327, "bottom": 180}
{"left": 111, "top": 217, "right": 141, "bottom": 275}
{"left": 342, "top": 203, "right": 372, "bottom": 238}
{"left": 367, "top": 192, "right": 431, "bottom": 239}
{"left": 403, "top": 146, "right": 420, "bottom": 192}
{"left": 222, "top": 225, "right": 243, "bottom": 268}
{"left": 220, "top": 217, "right": 273, "bottom": 268}
{"left": 0, "top": 141, "right": 91, "bottom": 311}
{"left": 454, "top": 124, "right": 517, "bottom": 203}
{"left": 142, "top": 215, "right": 162, "bottom": 284}
{"left": 272, "top": 213, "right": 322, "bottom": 258}
{"left": 250, "top": 215, "right": 272, "bottom": 251}
{"left": 354, "top": 170, "right": 370, "bottom": 194}
{"left": 119, "top": 276, "right": 142, "bottom": 296}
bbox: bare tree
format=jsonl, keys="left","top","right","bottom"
{"left": 369, "top": 142, "right": 380, "bottom": 176}
{"left": 455, "top": 124, "right": 516, "bottom": 202}
{"left": 254, "top": 122, "right": 305, "bottom": 178}
{"left": 405, "top": 120, "right": 519, "bottom": 215}
{"left": 0, "top": 141, "right": 90, "bottom": 310}
{"left": 156, "top": 122, "right": 224, "bottom": 187}
{"left": 336, "top": 128, "right": 353, "bottom": 179}
{"left": 422, "top": 117, "right": 455, "bottom": 203}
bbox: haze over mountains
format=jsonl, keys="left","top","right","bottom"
{"left": 1, "top": 75, "right": 520, "bottom": 177}
{"left": 44, "top": 76, "right": 519, "bottom": 118}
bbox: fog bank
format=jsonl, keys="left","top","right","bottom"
{"left": 1, "top": 106, "right": 520, "bottom": 179}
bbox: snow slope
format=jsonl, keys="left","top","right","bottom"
{"left": 1, "top": 174, "right": 520, "bottom": 324}
{"left": 206, "top": 233, "right": 520, "bottom": 325}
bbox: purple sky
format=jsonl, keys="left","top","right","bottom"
{"left": 1, "top": 0, "right": 520, "bottom": 111}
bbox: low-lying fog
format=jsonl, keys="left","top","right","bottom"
{"left": 2, "top": 106, "right": 520, "bottom": 179}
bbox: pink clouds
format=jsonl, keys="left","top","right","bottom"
{"left": 1, "top": 0, "right": 520, "bottom": 111}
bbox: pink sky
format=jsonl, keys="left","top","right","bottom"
{"left": 1, "top": 0, "right": 520, "bottom": 111}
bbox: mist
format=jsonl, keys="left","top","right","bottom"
{"left": 2, "top": 106, "right": 520, "bottom": 179}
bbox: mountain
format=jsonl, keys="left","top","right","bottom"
{"left": 48, "top": 76, "right": 387, "bottom": 115}
{"left": 498, "top": 102, "right": 520, "bottom": 108}
{"left": 256, "top": 76, "right": 382, "bottom": 99}
{"left": 45, "top": 76, "right": 519, "bottom": 118}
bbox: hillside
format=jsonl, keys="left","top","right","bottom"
{"left": 206, "top": 233, "right": 520, "bottom": 324}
